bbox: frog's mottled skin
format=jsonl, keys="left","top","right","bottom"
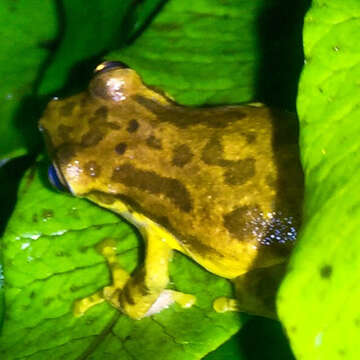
{"left": 39, "top": 63, "right": 303, "bottom": 319}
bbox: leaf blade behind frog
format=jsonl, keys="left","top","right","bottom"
{"left": 37, "top": 0, "right": 167, "bottom": 97}
{"left": 278, "top": 1, "right": 360, "bottom": 358}
{"left": 0, "top": 0, "right": 57, "bottom": 159}
{"left": 107, "top": 0, "right": 307, "bottom": 109}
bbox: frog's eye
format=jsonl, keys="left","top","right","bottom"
{"left": 48, "top": 164, "right": 69, "bottom": 192}
{"left": 90, "top": 61, "right": 141, "bottom": 102}
{"left": 94, "top": 61, "right": 129, "bottom": 75}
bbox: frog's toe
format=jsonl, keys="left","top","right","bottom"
{"left": 213, "top": 296, "right": 239, "bottom": 313}
{"left": 73, "top": 282, "right": 127, "bottom": 317}
{"left": 73, "top": 290, "right": 105, "bottom": 317}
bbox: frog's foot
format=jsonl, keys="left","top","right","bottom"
{"left": 213, "top": 292, "right": 277, "bottom": 319}
{"left": 73, "top": 238, "right": 130, "bottom": 316}
{"left": 212, "top": 263, "right": 287, "bottom": 319}
{"left": 213, "top": 295, "right": 276, "bottom": 319}
{"left": 213, "top": 297, "right": 239, "bottom": 313}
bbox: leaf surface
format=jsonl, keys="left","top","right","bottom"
{"left": 108, "top": 0, "right": 305, "bottom": 107}
{"left": 37, "top": 0, "right": 166, "bottom": 96}
{"left": 278, "top": 1, "right": 360, "bottom": 358}
{"left": 0, "top": 0, "right": 57, "bottom": 159}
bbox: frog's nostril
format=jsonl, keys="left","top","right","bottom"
{"left": 48, "top": 164, "right": 68, "bottom": 192}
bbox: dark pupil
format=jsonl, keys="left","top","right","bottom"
{"left": 48, "top": 164, "right": 67, "bottom": 191}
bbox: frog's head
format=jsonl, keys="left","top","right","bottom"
{"left": 39, "top": 61, "right": 170, "bottom": 198}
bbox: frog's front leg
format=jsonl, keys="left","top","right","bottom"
{"left": 74, "top": 233, "right": 195, "bottom": 319}
{"left": 118, "top": 231, "right": 195, "bottom": 319}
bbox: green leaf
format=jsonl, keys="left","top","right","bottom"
{"left": 0, "top": 265, "right": 3, "bottom": 333}
{"left": 205, "top": 317, "right": 295, "bottom": 360}
{"left": 204, "top": 332, "right": 246, "bottom": 360}
{"left": 108, "top": 0, "right": 306, "bottom": 108}
{"left": 0, "top": 159, "right": 242, "bottom": 359}
{"left": 278, "top": 1, "right": 360, "bottom": 358}
{"left": 0, "top": 0, "right": 57, "bottom": 159}
{"left": 109, "top": 0, "right": 259, "bottom": 106}
{"left": 37, "top": 0, "right": 136, "bottom": 96}
{"left": 0, "top": 156, "right": 36, "bottom": 334}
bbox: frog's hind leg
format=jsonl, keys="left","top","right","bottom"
{"left": 213, "top": 263, "right": 287, "bottom": 319}
{"left": 118, "top": 231, "right": 195, "bottom": 319}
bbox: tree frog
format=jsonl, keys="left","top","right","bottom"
{"left": 39, "top": 62, "right": 303, "bottom": 320}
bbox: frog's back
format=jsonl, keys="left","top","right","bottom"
{"left": 41, "top": 68, "right": 303, "bottom": 279}
{"left": 106, "top": 99, "right": 303, "bottom": 278}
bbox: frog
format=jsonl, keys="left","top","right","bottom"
{"left": 39, "top": 61, "right": 303, "bottom": 320}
